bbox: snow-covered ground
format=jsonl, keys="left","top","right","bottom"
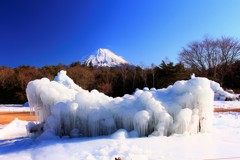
{"left": 0, "top": 112, "right": 239, "bottom": 160}
{"left": 213, "top": 101, "right": 240, "bottom": 109}
{"left": 0, "top": 104, "right": 30, "bottom": 112}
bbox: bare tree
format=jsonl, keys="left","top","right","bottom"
{"left": 179, "top": 36, "right": 240, "bottom": 83}
{"left": 150, "top": 63, "right": 156, "bottom": 88}
{"left": 140, "top": 63, "right": 147, "bottom": 87}
{"left": 217, "top": 37, "right": 240, "bottom": 85}
{"left": 218, "top": 37, "right": 240, "bottom": 66}
{"left": 0, "top": 67, "right": 14, "bottom": 89}
{"left": 120, "top": 65, "right": 128, "bottom": 92}
{"left": 179, "top": 41, "right": 206, "bottom": 74}
{"left": 203, "top": 37, "right": 220, "bottom": 80}
{"left": 132, "top": 67, "right": 137, "bottom": 90}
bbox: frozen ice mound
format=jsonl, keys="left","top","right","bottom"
{"left": 26, "top": 70, "right": 214, "bottom": 138}
{"left": 210, "top": 80, "right": 239, "bottom": 101}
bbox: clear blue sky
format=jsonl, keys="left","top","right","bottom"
{"left": 1, "top": 0, "right": 240, "bottom": 68}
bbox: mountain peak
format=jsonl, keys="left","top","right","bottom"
{"left": 83, "top": 48, "right": 130, "bottom": 67}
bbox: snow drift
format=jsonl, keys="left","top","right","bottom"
{"left": 26, "top": 70, "right": 214, "bottom": 138}
{"left": 0, "top": 118, "right": 28, "bottom": 140}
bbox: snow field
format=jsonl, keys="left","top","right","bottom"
{"left": 214, "top": 101, "right": 240, "bottom": 109}
{"left": 0, "top": 72, "right": 240, "bottom": 159}
{"left": 0, "top": 104, "right": 30, "bottom": 112}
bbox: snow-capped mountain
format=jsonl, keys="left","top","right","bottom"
{"left": 83, "top": 48, "right": 130, "bottom": 67}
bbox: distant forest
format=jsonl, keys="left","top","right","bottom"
{"left": 0, "top": 36, "right": 240, "bottom": 104}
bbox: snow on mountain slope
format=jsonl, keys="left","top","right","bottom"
{"left": 83, "top": 48, "right": 130, "bottom": 67}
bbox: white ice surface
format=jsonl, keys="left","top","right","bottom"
{"left": 0, "top": 112, "right": 240, "bottom": 160}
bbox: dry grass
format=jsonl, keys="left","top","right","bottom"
{"left": 0, "top": 112, "right": 36, "bottom": 124}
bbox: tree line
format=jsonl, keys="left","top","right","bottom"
{"left": 0, "top": 36, "right": 239, "bottom": 104}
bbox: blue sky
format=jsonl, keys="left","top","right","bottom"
{"left": 1, "top": 0, "right": 240, "bottom": 68}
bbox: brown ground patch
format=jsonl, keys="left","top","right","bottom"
{"left": 214, "top": 108, "right": 240, "bottom": 112}
{"left": 0, "top": 112, "right": 36, "bottom": 125}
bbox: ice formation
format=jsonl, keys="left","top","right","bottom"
{"left": 26, "top": 70, "right": 214, "bottom": 138}
{"left": 210, "top": 80, "right": 239, "bottom": 101}
{"left": 191, "top": 73, "right": 239, "bottom": 101}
